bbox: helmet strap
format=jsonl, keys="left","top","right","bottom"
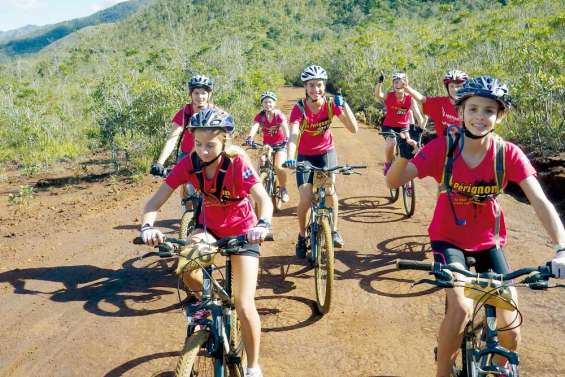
{"left": 199, "top": 151, "right": 223, "bottom": 169}
{"left": 463, "top": 123, "right": 493, "bottom": 139}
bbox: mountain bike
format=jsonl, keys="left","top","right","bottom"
{"left": 286, "top": 161, "right": 367, "bottom": 314}
{"left": 134, "top": 234, "right": 271, "bottom": 377}
{"left": 247, "top": 142, "right": 283, "bottom": 213}
{"left": 151, "top": 167, "right": 201, "bottom": 240}
{"left": 380, "top": 125, "right": 424, "bottom": 217}
{"left": 396, "top": 258, "right": 564, "bottom": 377}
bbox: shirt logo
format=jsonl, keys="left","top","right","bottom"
{"left": 243, "top": 168, "right": 254, "bottom": 181}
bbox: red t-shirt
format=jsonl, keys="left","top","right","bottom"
{"left": 171, "top": 104, "right": 216, "bottom": 154}
{"left": 289, "top": 98, "right": 343, "bottom": 156}
{"left": 383, "top": 92, "right": 412, "bottom": 128}
{"left": 253, "top": 110, "right": 287, "bottom": 145}
{"left": 165, "top": 153, "right": 259, "bottom": 238}
{"left": 423, "top": 96, "right": 461, "bottom": 136}
{"left": 411, "top": 136, "right": 536, "bottom": 251}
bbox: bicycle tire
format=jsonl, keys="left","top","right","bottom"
{"left": 389, "top": 187, "right": 400, "bottom": 203}
{"left": 272, "top": 174, "right": 283, "bottom": 212}
{"left": 179, "top": 210, "right": 196, "bottom": 240}
{"left": 314, "top": 216, "right": 334, "bottom": 314}
{"left": 456, "top": 315, "right": 485, "bottom": 377}
{"left": 401, "top": 180, "right": 416, "bottom": 217}
{"left": 227, "top": 270, "right": 246, "bottom": 377}
{"left": 175, "top": 330, "right": 213, "bottom": 377}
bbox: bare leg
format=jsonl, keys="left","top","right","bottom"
{"left": 232, "top": 255, "right": 261, "bottom": 368}
{"left": 297, "top": 184, "right": 313, "bottom": 236}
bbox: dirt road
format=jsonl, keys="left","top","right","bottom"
{"left": 1, "top": 87, "right": 563, "bottom": 377}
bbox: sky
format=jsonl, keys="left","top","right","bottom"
{"left": 0, "top": 0, "right": 128, "bottom": 32}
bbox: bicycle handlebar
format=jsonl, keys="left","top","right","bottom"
{"left": 284, "top": 160, "right": 367, "bottom": 173}
{"left": 396, "top": 259, "right": 560, "bottom": 289}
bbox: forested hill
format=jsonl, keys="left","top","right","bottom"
{"left": 0, "top": 0, "right": 152, "bottom": 56}
{"left": 0, "top": 0, "right": 562, "bottom": 175}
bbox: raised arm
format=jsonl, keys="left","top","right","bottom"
{"left": 411, "top": 100, "right": 425, "bottom": 128}
{"left": 156, "top": 124, "right": 183, "bottom": 165}
{"left": 338, "top": 103, "right": 358, "bottom": 134}
{"left": 404, "top": 83, "right": 426, "bottom": 104}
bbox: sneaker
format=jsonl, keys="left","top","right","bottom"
{"left": 332, "top": 231, "right": 344, "bottom": 248}
{"left": 295, "top": 234, "right": 307, "bottom": 258}
{"left": 245, "top": 367, "right": 263, "bottom": 377}
{"left": 383, "top": 161, "right": 392, "bottom": 175}
{"left": 280, "top": 188, "right": 289, "bottom": 203}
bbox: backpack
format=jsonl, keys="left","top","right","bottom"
{"left": 190, "top": 152, "right": 244, "bottom": 204}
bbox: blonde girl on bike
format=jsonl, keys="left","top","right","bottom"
{"left": 246, "top": 91, "right": 290, "bottom": 203}
{"left": 375, "top": 71, "right": 425, "bottom": 175}
{"left": 284, "top": 64, "right": 358, "bottom": 255}
{"left": 386, "top": 76, "right": 565, "bottom": 377}
{"left": 141, "top": 109, "right": 273, "bottom": 377}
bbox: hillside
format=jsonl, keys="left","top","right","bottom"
{"left": 0, "top": 0, "right": 563, "bottom": 174}
{"left": 0, "top": 25, "right": 41, "bottom": 44}
{"left": 0, "top": 0, "right": 152, "bottom": 56}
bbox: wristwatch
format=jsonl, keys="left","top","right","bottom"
{"left": 256, "top": 218, "right": 272, "bottom": 229}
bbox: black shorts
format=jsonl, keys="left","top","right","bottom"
{"left": 193, "top": 225, "right": 260, "bottom": 258}
{"left": 267, "top": 141, "right": 287, "bottom": 153}
{"left": 296, "top": 149, "right": 337, "bottom": 188}
{"left": 431, "top": 241, "right": 511, "bottom": 274}
{"left": 381, "top": 125, "right": 409, "bottom": 139}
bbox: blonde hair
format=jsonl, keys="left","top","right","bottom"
{"left": 194, "top": 128, "right": 255, "bottom": 168}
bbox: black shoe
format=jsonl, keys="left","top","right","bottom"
{"left": 295, "top": 234, "right": 307, "bottom": 258}
{"left": 332, "top": 231, "right": 344, "bottom": 248}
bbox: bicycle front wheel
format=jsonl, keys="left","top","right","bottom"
{"left": 456, "top": 315, "right": 485, "bottom": 377}
{"left": 175, "top": 330, "right": 214, "bottom": 377}
{"left": 401, "top": 180, "right": 416, "bottom": 217}
{"left": 179, "top": 210, "right": 196, "bottom": 240}
{"left": 314, "top": 216, "right": 334, "bottom": 315}
{"left": 272, "top": 174, "right": 283, "bottom": 212}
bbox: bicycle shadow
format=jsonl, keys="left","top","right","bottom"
{"left": 113, "top": 218, "right": 180, "bottom": 232}
{"left": 103, "top": 351, "right": 178, "bottom": 377}
{"left": 0, "top": 254, "right": 184, "bottom": 317}
{"left": 257, "top": 254, "right": 323, "bottom": 331}
{"left": 334, "top": 234, "right": 440, "bottom": 298}
{"left": 338, "top": 195, "right": 407, "bottom": 224}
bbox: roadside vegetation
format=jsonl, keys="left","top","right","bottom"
{"left": 0, "top": 0, "right": 562, "bottom": 175}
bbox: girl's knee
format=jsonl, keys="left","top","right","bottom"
{"left": 235, "top": 299, "right": 257, "bottom": 319}
{"left": 445, "top": 298, "right": 473, "bottom": 324}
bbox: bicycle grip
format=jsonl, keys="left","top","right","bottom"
{"left": 133, "top": 237, "right": 144, "bottom": 245}
{"left": 349, "top": 164, "right": 368, "bottom": 169}
{"left": 396, "top": 259, "right": 433, "bottom": 271}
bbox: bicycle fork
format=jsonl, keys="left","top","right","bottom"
{"left": 473, "top": 305, "right": 519, "bottom": 376}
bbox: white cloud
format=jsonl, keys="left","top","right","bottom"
{"left": 89, "top": 0, "right": 128, "bottom": 13}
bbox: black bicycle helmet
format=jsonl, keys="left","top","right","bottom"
{"left": 455, "top": 76, "right": 511, "bottom": 109}
{"left": 189, "top": 108, "right": 235, "bottom": 134}
{"left": 188, "top": 75, "right": 214, "bottom": 92}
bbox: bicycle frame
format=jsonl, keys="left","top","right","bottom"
{"left": 187, "top": 256, "right": 240, "bottom": 376}
{"left": 308, "top": 171, "right": 334, "bottom": 262}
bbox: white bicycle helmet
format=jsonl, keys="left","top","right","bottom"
{"left": 260, "top": 91, "right": 277, "bottom": 102}
{"left": 301, "top": 65, "right": 328, "bottom": 82}
{"left": 444, "top": 70, "right": 469, "bottom": 85}
{"left": 392, "top": 72, "right": 406, "bottom": 81}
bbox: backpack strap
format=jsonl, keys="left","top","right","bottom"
{"left": 493, "top": 135, "right": 506, "bottom": 194}
{"left": 174, "top": 105, "right": 193, "bottom": 160}
{"left": 190, "top": 152, "right": 242, "bottom": 203}
{"left": 439, "top": 130, "right": 461, "bottom": 193}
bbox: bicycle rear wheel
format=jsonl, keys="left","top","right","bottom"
{"left": 314, "top": 216, "right": 334, "bottom": 315}
{"left": 389, "top": 187, "right": 400, "bottom": 203}
{"left": 401, "top": 180, "right": 416, "bottom": 217}
{"left": 175, "top": 330, "right": 214, "bottom": 377}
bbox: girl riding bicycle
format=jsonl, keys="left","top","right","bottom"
{"left": 404, "top": 69, "right": 468, "bottom": 137}
{"left": 150, "top": 75, "right": 217, "bottom": 209}
{"left": 141, "top": 109, "right": 273, "bottom": 377}
{"left": 245, "top": 91, "right": 290, "bottom": 203}
{"left": 284, "top": 64, "right": 358, "bottom": 255}
{"left": 386, "top": 76, "right": 565, "bottom": 377}
{"left": 374, "top": 71, "right": 425, "bottom": 175}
